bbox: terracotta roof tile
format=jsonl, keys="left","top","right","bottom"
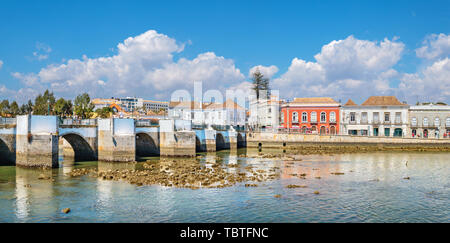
{"left": 361, "top": 96, "right": 407, "bottom": 106}
{"left": 292, "top": 97, "right": 339, "bottom": 104}
{"left": 344, "top": 99, "right": 357, "bottom": 106}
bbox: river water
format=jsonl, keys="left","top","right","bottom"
{"left": 0, "top": 149, "right": 449, "bottom": 223}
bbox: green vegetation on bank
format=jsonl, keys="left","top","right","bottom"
{"left": 0, "top": 90, "right": 114, "bottom": 118}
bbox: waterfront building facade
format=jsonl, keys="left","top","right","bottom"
{"left": 280, "top": 97, "right": 340, "bottom": 134}
{"left": 248, "top": 95, "right": 281, "bottom": 130}
{"left": 340, "top": 96, "right": 409, "bottom": 137}
{"left": 408, "top": 104, "right": 450, "bottom": 138}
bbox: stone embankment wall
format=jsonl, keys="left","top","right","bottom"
{"left": 247, "top": 132, "right": 450, "bottom": 152}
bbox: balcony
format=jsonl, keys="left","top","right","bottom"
{"left": 372, "top": 120, "right": 380, "bottom": 125}
{"left": 393, "top": 120, "right": 403, "bottom": 125}
{"left": 349, "top": 120, "right": 356, "bottom": 125}
{"left": 360, "top": 120, "right": 368, "bottom": 125}
{"left": 383, "top": 120, "right": 391, "bottom": 125}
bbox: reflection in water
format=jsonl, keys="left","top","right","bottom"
{"left": 15, "top": 167, "right": 55, "bottom": 221}
{"left": 0, "top": 150, "right": 448, "bottom": 222}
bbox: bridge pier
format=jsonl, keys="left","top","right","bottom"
{"left": 15, "top": 115, "right": 59, "bottom": 168}
{"left": 160, "top": 120, "right": 196, "bottom": 157}
{"left": 228, "top": 130, "right": 238, "bottom": 150}
{"left": 98, "top": 118, "right": 136, "bottom": 162}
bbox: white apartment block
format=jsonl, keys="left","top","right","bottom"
{"left": 340, "top": 96, "right": 409, "bottom": 137}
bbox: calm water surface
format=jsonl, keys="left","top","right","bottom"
{"left": 0, "top": 149, "right": 449, "bottom": 223}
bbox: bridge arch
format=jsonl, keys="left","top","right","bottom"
{"left": 60, "top": 133, "right": 97, "bottom": 161}
{"left": 237, "top": 133, "right": 245, "bottom": 148}
{"left": 0, "top": 137, "right": 15, "bottom": 165}
{"left": 195, "top": 136, "right": 202, "bottom": 152}
{"left": 136, "top": 132, "right": 159, "bottom": 157}
{"left": 216, "top": 133, "right": 226, "bottom": 151}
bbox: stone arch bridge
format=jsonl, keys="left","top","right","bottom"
{"left": 0, "top": 115, "right": 246, "bottom": 168}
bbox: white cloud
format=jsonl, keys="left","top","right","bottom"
{"left": 315, "top": 35, "right": 404, "bottom": 80}
{"left": 32, "top": 42, "right": 52, "bottom": 61}
{"left": 248, "top": 65, "right": 279, "bottom": 79}
{"left": 399, "top": 58, "right": 450, "bottom": 102}
{"left": 13, "top": 30, "right": 245, "bottom": 100}
{"left": 416, "top": 33, "right": 450, "bottom": 60}
{"left": 272, "top": 35, "right": 405, "bottom": 100}
{"left": 0, "top": 60, "right": 3, "bottom": 69}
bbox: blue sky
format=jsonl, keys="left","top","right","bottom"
{"left": 0, "top": 0, "right": 449, "bottom": 104}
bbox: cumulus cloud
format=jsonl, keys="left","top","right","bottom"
{"left": 399, "top": 58, "right": 450, "bottom": 102}
{"left": 0, "top": 60, "right": 3, "bottom": 69}
{"left": 248, "top": 65, "right": 279, "bottom": 79}
{"left": 13, "top": 30, "right": 245, "bottom": 100}
{"left": 416, "top": 33, "right": 450, "bottom": 60}
{"left": 272, "top": 35, "right": 405, "bottom": 100}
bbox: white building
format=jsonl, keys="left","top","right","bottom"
{"left": 248, "top": 95, "right": 281, "bottom": 130}
{"left": 143, "top": 100, "right": 169, "bottom": 112}
{"left": 340, "top": 96, "right": 409, "bottom": 137}
{"left": 408, "top": 104, "right": 450, "bottom": 138}
{"left": 168, "top": 100, "right": 246, "bottom": 129}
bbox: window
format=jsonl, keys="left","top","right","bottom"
{"left": 423, "top": 117, "right": 429, "bottom": 126}
{"left": 411, "top": 117, "right": 417, "bottom": 126}
{"left": 280, "top": 112, "right": 284, "bottom": 123}
{"left": 311, "top": 112, "right": 317, "bottom": 122}
{"left": 434, "top": 117, "right": 440, "bottom": 126}
{"left": 302, "top": 112, "right": 308, "bottom": 122}
{"left": 330, "top": 112, "right": 336, "bottom": 123}
{"left": 350, "top": 112, "right": 356, "bottom": 122}
{"left": 320, "top": 112, "right": 326, "bottom": 123}
{"left": 373, "top": 112, "right": 379, "bottom": 123}
{"left": 361, "top": 112, "right": 368, "bottom": 123}
{"left": 447, "top": 117, "right": 450, "bottom": 127}
{"left": 395, "top": 112, "right": 401, "bottom": 123}
{"left": 292, "top": 112, "right": 298, "bottom": 122}
{"left": 384, "top": 113, "right": 390, "bottom": 122}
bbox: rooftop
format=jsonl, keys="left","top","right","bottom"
{"left": 344, "top": 99, "right": 358, "bottom": 106}
{"left": 292, "top": 97, "right": 339, "bottom": 104}
{"left": 361, "top": 96, "right": 407, "bottom": 106}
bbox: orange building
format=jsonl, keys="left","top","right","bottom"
{"left": 280, "top": 97, "right": 340, "bottom": 134}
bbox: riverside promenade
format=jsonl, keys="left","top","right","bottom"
{"left": 247, "top": 132, "right": 450, "bottom": 152}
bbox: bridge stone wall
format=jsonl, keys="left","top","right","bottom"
{"left": 16, "top": 115, "right": 59, "bottom": 168}
{"left": 98, "top": 118, "right": 136, "bottom": 162}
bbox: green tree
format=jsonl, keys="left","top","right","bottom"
{"left": 19, "top": 99, "right": 34, "bottom": 115}
{"left": 9, "top": 101, "right": 19, "bottom": 117}
{"left": 33, "top": 90, "right": 56, "bottom": 115}
{"left": 54, "top": 98, "right": 73, "bottom": 117}
{"left": 251, "top": 69, "right": 270, "bottom": 100}
{"left": 0, "top": 99, "right": 10, "bottom": 116}
{"left": 95, "top": 107, "right": 114, "bottom": 118}
{"left": 74, "top": 93, "right": 94, "bottom": 119}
